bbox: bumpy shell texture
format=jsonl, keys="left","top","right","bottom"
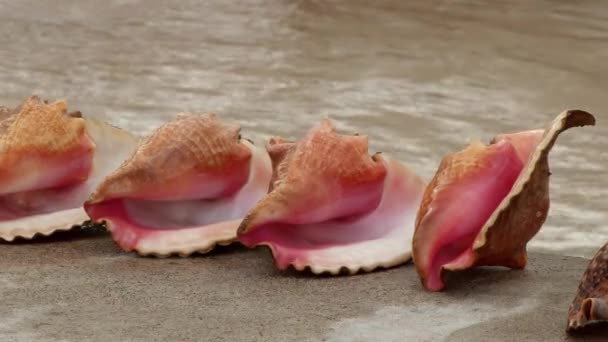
{"left": 84, "top": 113, "right": 272, "bottom": 256}
{"left": 0, "top": 95, "right": 138, "bottom": 240}
{"left": 412, "top": 110, "right": 595, "bottom": 291}
{"left": 237, "top": 119, "right": 426, "bottom": 275}
{"left": 0, "top": 96, "right": 93, "bottom": 195}
{"left": 567, "top": 241, "right": 608, "bottom": 332}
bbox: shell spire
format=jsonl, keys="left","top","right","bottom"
{"left": 264, "top": 136, "right": 295, "bottom": 192}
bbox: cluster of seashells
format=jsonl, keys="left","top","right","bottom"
{"left": 0, "top": 95, "right": 603, "bottom": 333}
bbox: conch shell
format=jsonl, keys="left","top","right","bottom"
{"left": 237, "top": 120, "right": 425, "bottom": 274}
{"left": 84, "top": 113, "right": 272, "bottom": 256}
{"left": 567, "top": 241, "right": 608, "bottom": 332}
{"left": 0, "top": 96, "right": 138, "bottom": 240}
{"left": 412, "top": 110, "right": 595, "bottom": 291}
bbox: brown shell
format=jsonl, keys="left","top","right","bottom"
{"left": 467, "top": 110, "right": 595, "bottom": 269}
{"left": 238, "top": 119, "right": 386, "bottom": 234}
{"left": 0, "top": 96, "right": 88, "bottom": 156}
{"left": 265, "top": 136, "right": 295, "bottom": 192}
{"left": 567, "top": 241, "right": 608, "bottom": 332}
{"left": 87, "top": 113, "right": 252, "bottom": 204}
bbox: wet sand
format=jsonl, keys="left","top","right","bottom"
{"left": 0, "top": 228, "right": 604, "bottom": 342}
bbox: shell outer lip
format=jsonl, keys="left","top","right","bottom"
{"left": 0, "top": 208, "right": 90, "bottom": 242}
{"left": 257, "top": 241, "right": 413, "bottom": 276}
{"left": 471, "top": 109, "right": 595, "bottom": 254}
{"left": 103, "top": 217, "right": 239, "bottom": 258}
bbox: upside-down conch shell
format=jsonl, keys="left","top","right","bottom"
{"left": 567, "top": 241, "right": 608, "bottom": 332}
{"left": 0, "top": 96, "right": 138, "bottom": 241}
{"left": 84, "top": 113, "right": 272, "bottom": 256}
{"left": 237, "top": 120, "right": 426, "bottom": 274}
{"left": 412, "top": 110, "right": 595, "bottom": 291}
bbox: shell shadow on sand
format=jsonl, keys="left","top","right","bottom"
{"left": 440, "top": 266, "right": 530, "bottom": 293}
{"left": 567, "top": 322, "right": 608, "bottom": 341}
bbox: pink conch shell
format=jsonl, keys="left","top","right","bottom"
{"left": 0, "top": 96, "right": 138, "bottom": 241}
{"left": 567, "top": 241, "right": 608, "bottom": 332}
{"left": 412, "top": 110, "right": 595, "bottom": 291}
{"left": 84, "top": 113, "right": 272, "bottom": 256}
{"left": 237, "top": 120, "right": 425, "bottom": 275}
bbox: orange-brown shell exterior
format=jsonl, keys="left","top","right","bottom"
{"left": 87, "top": 113, "right": 252, "bottom": 203}
{"left": 238, "top": 119, "right": 386, "bottom": 234}
{"left": 279, "top": 121, "right": 385, "bottom": 187}
{"left": 0, "top": 96, "right": 89, "bottom": 161}
{"left": 567, "top": 241, "right": 608, "bottom": 331}
{"left": 0, "top": 96, "right": 93, "bottom": 191}
{"left": 265, "top": 136, "right": 295, "bottom": 192}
